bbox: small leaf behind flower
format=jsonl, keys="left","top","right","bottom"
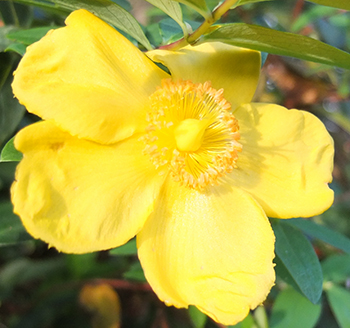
{"left": 272, "top": 221, "right": 323, "bottom": 304}
{"left": 7, "top": 26, "right": 60, "bottom": 45}
{"left": 1, "top": 137, "right": 23, "bottom": 162}
{"left": 200, "top": 23, "right": 350, "bottom": 69}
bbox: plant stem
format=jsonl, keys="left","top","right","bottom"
{"left": 158, "top": 0, "right": 240, "bottom": 51}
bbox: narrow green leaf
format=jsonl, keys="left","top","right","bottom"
{"left": 322, "top": 254, "right": 350, "bottom": 284}
{"left": 1, "top": 137, "right": 22, "bottom": 162}
{"left": 200, "top": 23, "right": 350, "bottom": 69}
{"left": 110, "top": 238, "right": 137, "bottom": 256}
{"left": 145, "top": 0, "right": 188, "bottom": 37}
{"left": 325, "top": 284, "right": 350, "bottom": 328}
{"left": 5, "top": 42, "right": 26, "bottom": 55}
{"left": 7, "top": 26, "right": 60, "bottom": 45}
{"left": 0, "top": 202, "right": 32, "bottom": 246}
{"left": 272, "top": 221, "right": 323, "bottom": 304}
{"left": 188, "top": 306, "right": 207, "bottom": 328}
{"left": 270, "top": 288, "right": 321, "bottom": 328}
{"left": 287, "top": 218, "right": 350, "bottom": 254}
{"left": 10, "top": 0, "right": 152, "bottom": 49}
{"left": 172, "top": 0, "right": 210, "bottom": 18}
{"left": 307, "top": 0, "right": 350, "bottom": 11}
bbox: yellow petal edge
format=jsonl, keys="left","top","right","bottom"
{"left": 11, "top": 121, "right": 165, "bottom": 253}
{"left": 231, "top": 103, "right": 334, "bottom": 218}
{"left": 138, "top": 179, "right": 275, "bottom": 325}
{"left": 12, "top": 9, "right": 169, "bottom": 144}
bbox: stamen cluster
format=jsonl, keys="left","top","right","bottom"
{"left": 142, "top": 79, "right": 242, "bottom": 190}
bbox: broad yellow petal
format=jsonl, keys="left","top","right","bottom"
{"left": 230, "top": 103, "right": 334, "bottom": 218}
{"left": 12, "top": 9, "right": 169, "bottom": 144}
{"left": 137, "top": 178, "right": 275, "bottom": 325}
{"left": 11, "top": 121, "right": 165, "bottom": 253}
{"left": 147, "top": 43, "right": 260, "bottom": 109}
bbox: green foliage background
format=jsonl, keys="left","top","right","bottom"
{"left": 1, "top": 0, "right": 350, "bottom": 327}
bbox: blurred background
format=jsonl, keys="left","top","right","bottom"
{"left": 0, "top": 0, "right": 350, "bottom": 327}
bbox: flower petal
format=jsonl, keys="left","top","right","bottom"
{"left": 11, "top": 121, "right": 165, "bottom": 253}
{"left": 12, "top": 9, "right": 169, "bottom": 144}
{"left": 147, "top": 43, "right": 260, "bottom": 109}
{"left": 137, "top": 179, "right": 275, "bottom": 325}
{"left": 230, "top": 103, "right": 334, "bottom": 219}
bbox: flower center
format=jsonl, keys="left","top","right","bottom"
{"left": 142, "top": 79, "right": 242, "bottom": 190}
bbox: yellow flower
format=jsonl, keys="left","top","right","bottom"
{"left": 11, "top": 9, "right": 334, "bottom": 325}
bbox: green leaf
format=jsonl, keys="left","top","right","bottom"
{"left": 274, "top": 255, "right": 304, "bottom": 296}
{"left": 110, "top": 238, "right": 137, "bottom": 256}
{"left": 5, "top": 42, "right": 27, "bottom": 55}
{"left": 200, "top": 23, "right": 350, "bottom": 69}
{"left": 7, "top": 26, "right": 60, "bottom": 45}
{"left": 287, "top": 218, "right": 350, "bottom": 254}
{"left": 270, "top": 288, "right": 321, "bottom": 328}
{"left": 272, "top": 221, "right": 323, "bottom": 304}
{"left": 1, "top": 137, "right": 22, "bottom": 162}
{"left": 172, "top": 0, "right": 210, "bottom": 18}
{"left": 188, "top": 306, "right": 207, "bottom": 328}
{"left": 0, "top": 202, "right": 32, "bottom": 246}
{"left": 325, "top": 284, "right": 350, "bottom": 328}
{"left": 322, "top": 254, "right": 350, "bottom": 284}
{"left": 9, "top": 0, "right": 152, "bottom": 50}
{"left": 145, "top": 0, "right": 188, "bottom": 37}
{"left": 306, "top": 0, "right": 350, "bottom": 11}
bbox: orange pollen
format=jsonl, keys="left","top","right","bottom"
{"left": 141, "top": 79, "right": 242, "bottom": 190}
